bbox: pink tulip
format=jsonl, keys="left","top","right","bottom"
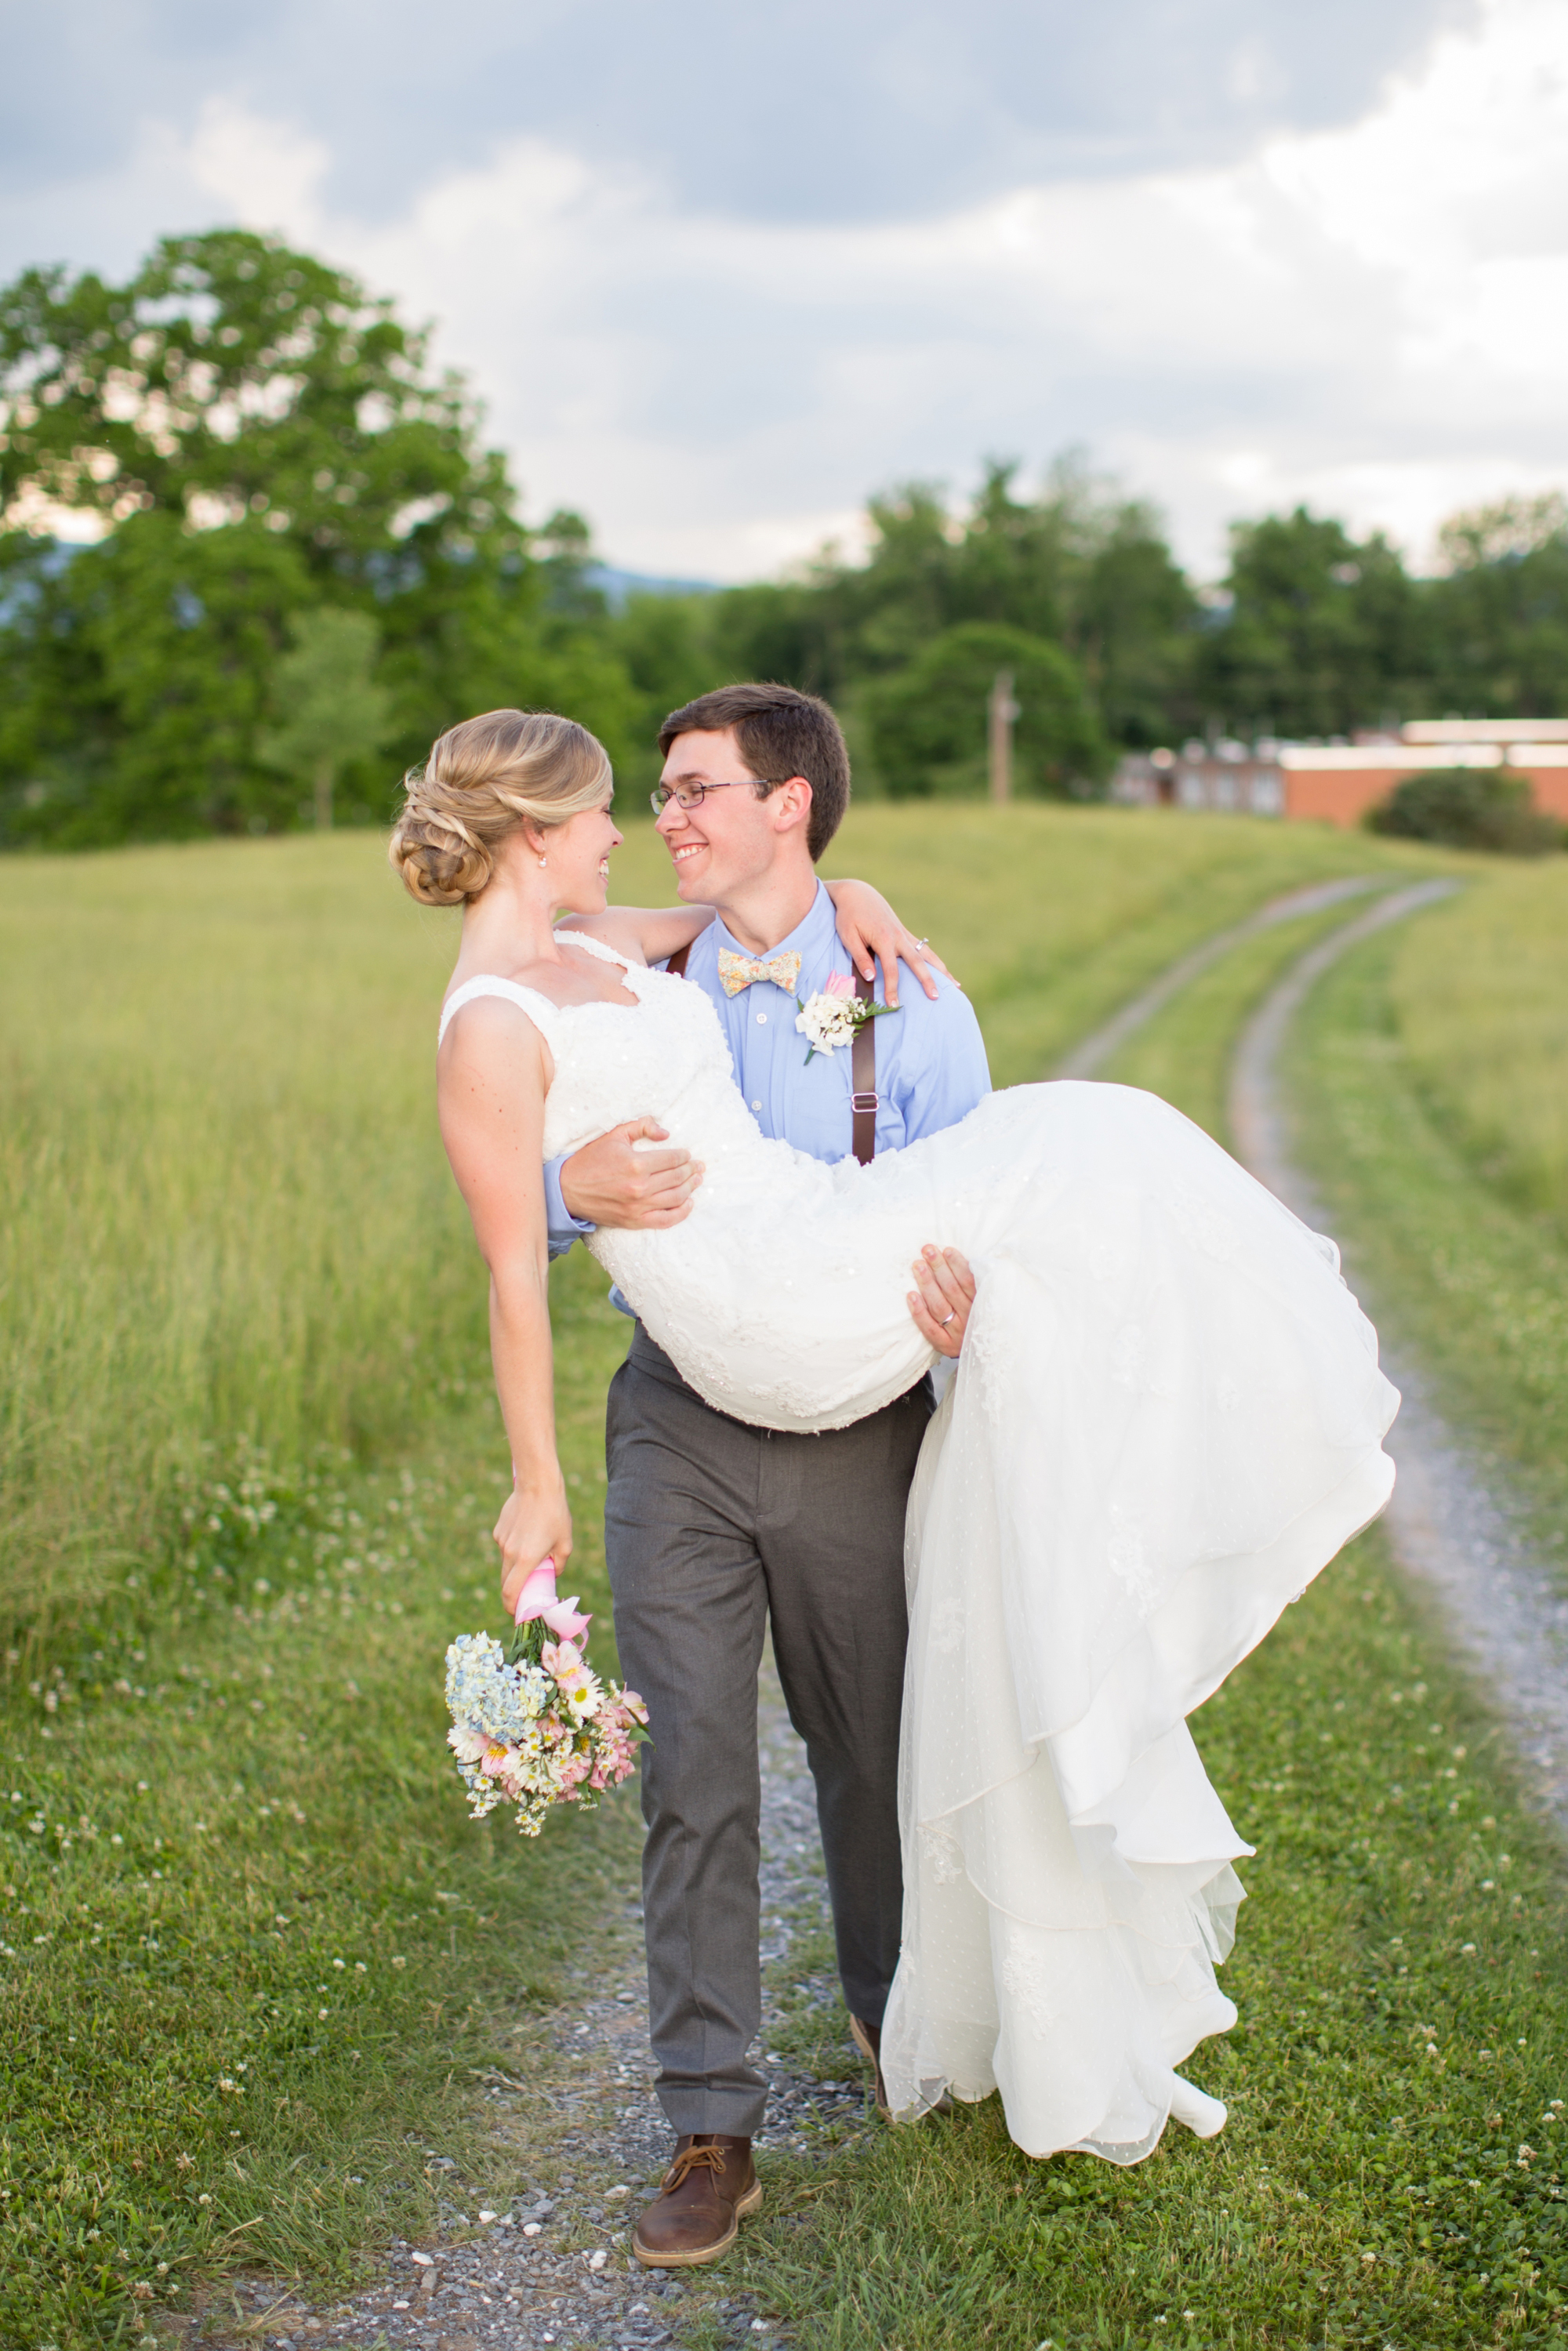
{"left": 823, "top": 969, "right": 855, "bottom": 1000}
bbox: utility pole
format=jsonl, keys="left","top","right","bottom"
{"left": 988, "top": 669, "right": 1019, "bottom": 804}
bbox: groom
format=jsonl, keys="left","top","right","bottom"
{"left": 543, "top": 683, "right": 990, "bottom": 2265}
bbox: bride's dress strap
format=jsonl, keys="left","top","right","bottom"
{"left": 554, "top": 926, "right": 641, "bottom": 973}
{"left": 437, "top": 975, "right": 561, "bottom": 1051}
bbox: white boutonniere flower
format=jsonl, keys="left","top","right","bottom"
{"left": 794, "top": 970, "right": 899, "bottom": 1063}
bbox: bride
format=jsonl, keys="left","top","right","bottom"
{"left": 397, "top": 708, "right": 1398, "bottom": 2164}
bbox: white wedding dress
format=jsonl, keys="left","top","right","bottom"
{"left": 440, "top": 934, "right": 1398, "bottom": 2162}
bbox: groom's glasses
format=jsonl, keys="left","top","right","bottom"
{"left": 650, "top": 778, "right": 789, "bottom": 815}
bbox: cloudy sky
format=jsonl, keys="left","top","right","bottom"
{"left": 5, "top": 0, "right": 1568, "bottom": 579}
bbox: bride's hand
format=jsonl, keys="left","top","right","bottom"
{"left": 495, "top": 1480, "right": 574, "bottom": 1619}
{"left": 908, "top": 1245, "right": 975, "bottom": 1359}
{"left": 824, "top": 880, "right": 951, "bottom": 1008}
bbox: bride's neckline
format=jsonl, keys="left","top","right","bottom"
{"left": 446, "top": 930, "right": 645, "bottom": 1020}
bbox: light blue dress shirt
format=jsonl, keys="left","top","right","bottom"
{"left": 543, "top": 882, "right": 992, "bottom": 1290}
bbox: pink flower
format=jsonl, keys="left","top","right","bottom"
{"left": 823, "top": 969, "right": 855, "bottom": 1000}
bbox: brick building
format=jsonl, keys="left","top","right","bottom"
{"left": 1114, "top": 720, "right": 1568, "bottom": 825}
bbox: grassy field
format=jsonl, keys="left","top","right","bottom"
{"left": 1392, "top": 861, "right": 1568, "bottom": 1237}
{"left": 0, "top": 805, "right": 1536, "bottom": 2351}
{"left": 0, "top": 809, "right": 1439, "bottom": 1650}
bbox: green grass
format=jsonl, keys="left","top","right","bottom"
{"left": 1390, "top": 861, "right": 1568, "bottom": 1238}
{"left": 0, "top": 808, "right": 1498, "bottom": 2349}
{"left": 1287, "top": 902, "right": 1568, "bottom": 1547}
{"left": 1, "top": 1247, "right": 638, "bottom": 2349}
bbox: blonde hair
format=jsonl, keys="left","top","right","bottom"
{"left": 388, "top": 709, "right": 612, "bottom": 906}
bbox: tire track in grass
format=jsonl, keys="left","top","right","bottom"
{"left": 1054, "top": 873, "right": 1389, "bottom": 1079}
{"left": 1230, "top": 880, "right": 1568, "bottom": 1834}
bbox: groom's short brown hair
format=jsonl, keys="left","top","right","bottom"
{"left": 658, "top": 683, "right": 850, "bottom": 861}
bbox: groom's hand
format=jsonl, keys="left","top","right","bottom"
{"left": 908, "top": 1245, "right": 975, "bottom": 1359}
{"left": 560, "top": 1119, "right": 705, "bottom": 1229}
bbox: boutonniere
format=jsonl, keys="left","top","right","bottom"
{"left": 793, "top": 970, "right": 900, "bottom": 1064}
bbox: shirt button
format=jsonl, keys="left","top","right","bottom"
{"left": 756, "top": 1011, "right": 768, "bottom": 1025}
{"left": 750, "top": 1100, "right": 761, "bottom": 1113}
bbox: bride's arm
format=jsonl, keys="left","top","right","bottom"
{"left": 562, "top": 882, "right": 949, "bottom": 1004}
{"left": 437, "top": 1000, "right": 573, "bottom": 1616}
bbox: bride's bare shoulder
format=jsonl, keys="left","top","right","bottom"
{"left": 556, "top": 912, "right": 651, "bottom": 967}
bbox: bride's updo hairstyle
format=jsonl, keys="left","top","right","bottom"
{"left": 389, "top": 709, "right": 612, "bottom": 907}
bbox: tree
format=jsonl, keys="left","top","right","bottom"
{"left": 257, "top": 608, "right": 394, "bottom": 829}
{"left": 694, "top": 459, "right": 1200, "bottom": 754}
{"left": 1424, "top": 495, "right": 1568, "bottom": 717}
{"left": 862, "top": 622, "right": 1109, "bottom": 800}
{"left": 1197, "top": 506, "right": 1424, "bottom": 739}
{"left": 0, "top": 230, "right": 638, "bottom": 845}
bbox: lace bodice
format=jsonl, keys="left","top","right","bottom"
{"left": 439, "top": 931, "right": 759, "bottom": 1165}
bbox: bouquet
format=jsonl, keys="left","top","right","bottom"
{"left": 445, "top": 1561, "right": 648, "bottom": 1837}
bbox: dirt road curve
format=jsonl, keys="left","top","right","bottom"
{"left": 1229, "top": 881, "right": 1568, "bottom": 1834}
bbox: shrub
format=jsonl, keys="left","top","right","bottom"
{"left": 1367, "top": 766, "right": 1563, "bottom": 854}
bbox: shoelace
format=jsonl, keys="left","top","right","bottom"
{"left": 661, "top": 2141, "right": 729, "bottom": 2194}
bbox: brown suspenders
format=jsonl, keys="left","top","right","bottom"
{"left": 662, "top": 943, "right": 876, "bottom": 1163}
{"left": 851, "top": 970, "right": 878, "bottom": 1166}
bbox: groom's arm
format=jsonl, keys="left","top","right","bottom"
{"left": 543, "top": 1155, "right": 593, "bottom": 1260}
{"left": 545, "top": 1122, "right": 704, "bottom": 1257}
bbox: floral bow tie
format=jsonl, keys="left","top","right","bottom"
{"left": 717, "top": 947, "right": 803, "bottom": 998}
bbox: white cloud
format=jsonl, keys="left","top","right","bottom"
{"left": 7, "top": 0, "right": 1567, "bottom": 579}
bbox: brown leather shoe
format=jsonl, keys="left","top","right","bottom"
{"left": 850, "top": 2015, "right": 892, "bottom": 2118}
{"left": 632, "top": 2134, "right": 761, "bottom": 2268}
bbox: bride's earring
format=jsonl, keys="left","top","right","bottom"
{"left": 538, "top": 854, "right": 547, "bottom": 868}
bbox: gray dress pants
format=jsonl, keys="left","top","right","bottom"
{"left": 605, "top": 1322, "right": 931, "bottom": 2138}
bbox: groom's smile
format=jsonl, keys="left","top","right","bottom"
{"left": 655, "top": 723, "right": 817, "bottom": 938}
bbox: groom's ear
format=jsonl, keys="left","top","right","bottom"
{"left": 765, "top": 775, "right": 814, "bottom": 838}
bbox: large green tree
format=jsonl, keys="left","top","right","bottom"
{"left": 1196, "top": 506, "right": 1425, "bottom": 740}
{"left": 688, "top": 458, "right": 1200, "bottom": 756}
{"left": 0, "top": 230, "right": 637, "bottom": 844}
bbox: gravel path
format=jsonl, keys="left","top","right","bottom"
{"left": 194, "top": 1663, "right": 857, "bottom": 2351}
{"left": 1229, "top": 881, "right": 1568, "bottom": 1831}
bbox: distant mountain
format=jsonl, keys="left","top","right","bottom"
{"left": 585, "top": 563, "right": 719, "bottom": 609}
